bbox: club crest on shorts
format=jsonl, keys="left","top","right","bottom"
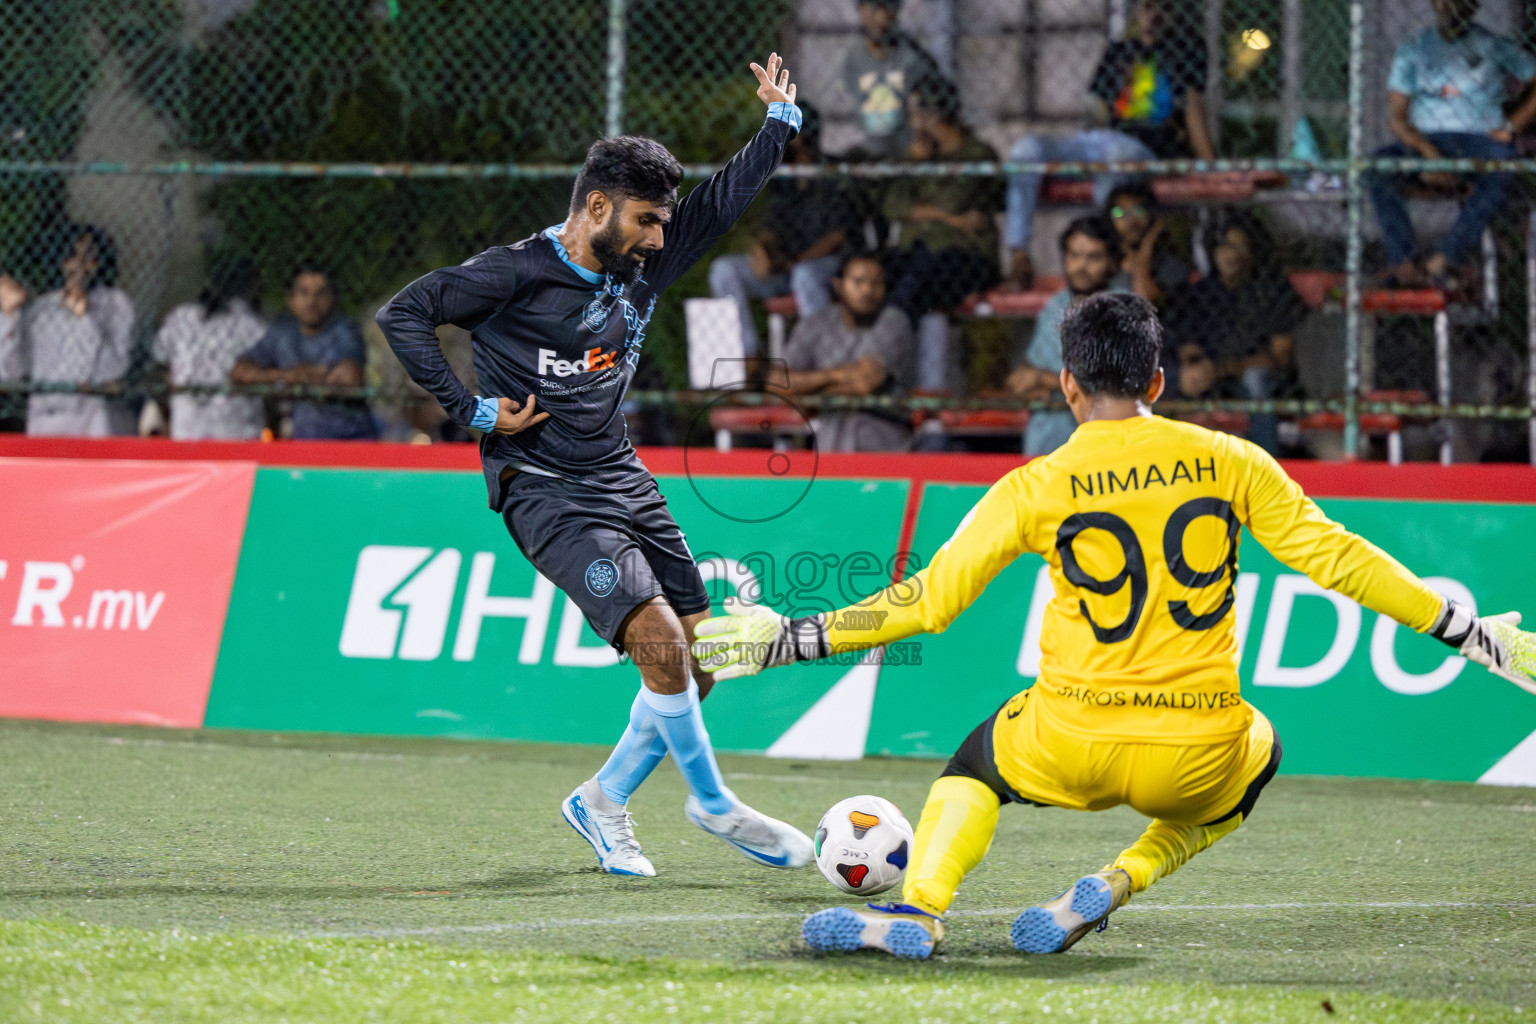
{"left": 585, "top": 558, "right": 619, "bottom": 597}
{"left": 582, "top": 298, "right": 609, "bottom": 332}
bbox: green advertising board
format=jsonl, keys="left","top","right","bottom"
{"left": 206, "top": 468, "right": 909, "bottom": 755}
{"left": 868, "top": 483, "right": 1536, "bottom": 782}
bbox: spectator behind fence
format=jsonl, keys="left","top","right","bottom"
{"left": 26, "top": 225, "right": 135, "bottom": 438}
{"left": 1168, "top": 210, "right": 1307, "bottom": 455}
{"left": 1008, "top": 216, "right": 1125, "bottom": 457}
{"left": 1003, "top": 0, "right": 1213, "bottom": 289}
{"left": 707, "top": 103, "right": 855, "bottom": 356}
{"left": 884, "top": 77, "right": 1002, "bottom": 389}
{"left": 152, "top": 256, "right": 267, "bottom": 440}
{"left": 782, "top": 252, "right": 915, "bottom": 452}
{"left": 231, "top": 262, "right": 378, "bottom": 440}
{"left": 840, "top": 0, "right": 947, "bottom": 160}
{"left": 1368, "top": 0, "right": 1536, "bottom": 289}
{"left": 1105, "top": 179, "right": 1191, "bottom": 312}
{"left": 0, "top": 268, "right": 27, "bottom": 431}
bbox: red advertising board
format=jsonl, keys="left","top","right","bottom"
{"left": 0, "top": 458, "right": 256, "bottom": 726}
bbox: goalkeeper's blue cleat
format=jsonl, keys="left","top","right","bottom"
{"left": 1011, "top": 868, "right": 1132, "bottom": 954}
{"left": 802, "top": 902, "right": 944, "bottom": 959}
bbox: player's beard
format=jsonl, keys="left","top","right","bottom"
{"left": 591, "top": 220, "right": 651, "bottom": 285}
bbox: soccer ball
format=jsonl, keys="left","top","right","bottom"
{"left": 814, "top": 795, "right": 914, "bottom": 896}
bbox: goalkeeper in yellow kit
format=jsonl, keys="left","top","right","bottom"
{"left": 692, "top": 293, "right": 1536, "bottom": 960}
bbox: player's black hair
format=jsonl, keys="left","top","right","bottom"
{"left": 1060, "top": 292, "right": 1162, "bottom": 399}
{"left": 1059, "top": 214, "right": 1123, "bottom": 265}
{"left": 288, "top": 260, "right": 335, "bottom": 293}
{"left": 1105, "top": 179, "right": 1157, "bottom": 214}
{"left": 201, "top": 255, "right": 260, "bottom": 317}
{"left": 909, "top": 74, "right": 962, "bottom": 125}
{"left": 570, "top": 135, "right": 684, "bottom": 215}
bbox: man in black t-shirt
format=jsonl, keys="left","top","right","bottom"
{"left": 1167, "top": 210, "right": 1306, "bottom": 456}
{"left": 1003, "top": 0, "right": 1214, "bottom": 289}
{"left": 377, "top": 55, "right": 815, "bottom": 880}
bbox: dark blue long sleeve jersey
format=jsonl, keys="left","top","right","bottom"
{"left": 377, "top": 108, "right": 799, "bottom": 507}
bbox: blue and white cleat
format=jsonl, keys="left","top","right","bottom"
{"left": 684, "top": 795, "right": 814, "bottom": 869}
{"left": 1011, "top": 868, "right": 1132, "bottom": 953}
{"left": 803, "top": 903, "right": 944, "bottom": 959}
{"left": 561, "top": 779, "right": 656, "bottom": 877}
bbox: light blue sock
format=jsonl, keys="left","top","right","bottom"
{"left": 595, "top": 689, "right": 669, "bottom": 805}
{"left": 641, "top": 681, "right": 736, "bottom": 815}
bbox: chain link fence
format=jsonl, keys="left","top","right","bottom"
{"left": 0, "top": 0, "right": 1533, "bottom": 461}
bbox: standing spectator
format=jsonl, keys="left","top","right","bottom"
{"left": 707, "top": 104, "right": 857, "bottom": 356}
{"left": 0, "top": 268, "right": 27, "bottom": 432}
{"left": 782, "top": 252, "right": 915, "bottom": 452}
{"left": 152, "top": 256, "right": 267, "bottom": 440}
{"left": 1168, "top": 210, "right": 1307, "bottom": 455}
{"left": 1367, "top": 0, "right": 1536, "bottom": 288}
{"left": 1105, "top": 180, "right": 1191, "bottom": 311}
{"left": 231, "top": 262, "right": 377, "bottom": 440}
{"left": 26, "top": 225, "right": 135, "bottom": 438}
{"left": 1007, "top": 216, "right": 1125, "bottom": 456}
{"left": 840, "top": 0, "right": 946, "bottom": 159}
{"left": 884, "top": 77, "right": 1002, "bottom": 388}
{"left": 1003, "top": 0, "right": 1213, "bottom": 288}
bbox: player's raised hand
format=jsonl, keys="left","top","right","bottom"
{"left": 494, "top": 394, "right": 550, "bottom": 435}
{"left": 750, "top": 52, "right": 796, "bottom": 107}
{"left": 692, "top": 598, "right": 827, "bottom": 680}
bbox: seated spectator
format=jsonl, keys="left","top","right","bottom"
{"left": 26, "top": 225, "right": 135, "bottom": 438}
{"left": 1168, "top": 210, "right": 1307, "bottom": 455}
{"left": 153, "top": 256, "right": 267, "bottom": 441}
{"left": 707, "top": 103, "right": 856, "bottom": 356}
{"left": 840, "top": 0, "right": 946, "bottom": 160}
{"left": 1104, "top": 180, "right": 1191, "bottom": 312}
{"left": 0, "top": 267, "right": 27, "bottom": 432}
{"left": 884, "top": 77, "right": 1002, "bottom": 387}
{"left": 782, "top": 252, "right": 914, "bottom": 452}
{"left": 1004, "top": 0, "right": 1213, "bottom": 289}
{"left": 231, "top": 262, "right": 378, "bottom": 440}
{"left": 1367, "top": 0, "right": 1536, "bottom": 288}
{"left": 1007, "top": 216, "right": 1125, "bottom": 456}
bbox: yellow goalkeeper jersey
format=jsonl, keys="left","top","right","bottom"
{"left": 826, "top": 415, "right": 1445, "bottom": 744}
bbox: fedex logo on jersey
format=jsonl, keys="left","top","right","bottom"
{"left": 538, "top": 346, "right": 618, "bottom": 378}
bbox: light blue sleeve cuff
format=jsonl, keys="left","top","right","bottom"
{"left": 470, "top": 396, "right": 499, "bottom": 432}
{"left": 767, "top": 101, "right": 803, "bottom": 133}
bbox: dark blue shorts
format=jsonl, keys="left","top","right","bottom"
{"left": 500, "top": 471, "right": 711, "bottom": 650}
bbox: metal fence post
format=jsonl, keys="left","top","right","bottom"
{"left": 1343, "top": 0, "right": 1365, "bottom": 458}
{"left": 606, "top": 0, "right": 627, "bottom": 137}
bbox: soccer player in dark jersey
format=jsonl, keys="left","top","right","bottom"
{"left": 376, "top": 55, "right": 813, "bottom": 877}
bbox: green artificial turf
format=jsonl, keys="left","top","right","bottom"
{"left": 2, "top": 719, "right": 1533, "bottom": 1023}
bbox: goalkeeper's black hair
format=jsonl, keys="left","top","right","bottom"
{"left": 1060, "top": 292, "right": 1162, "bottom": 399}
{"left": 570, "top": 136, "right": 684, "bottom": 215}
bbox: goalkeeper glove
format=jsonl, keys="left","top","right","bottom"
{"left": 1429, "top": 600, "right": 1536, "bottom": 695}
{"left": 691, "top": 599, "right": 830, "bottom": 680}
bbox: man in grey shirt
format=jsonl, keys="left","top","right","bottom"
{"left": 840, "top": 0, "right": 946, "bottom": 159}
{"left": 232, "top": 262, "right": 377, "bottom": 440}
{"left": 1008, "top": 215, "right": 1126, "bottom": 456}
{"left": 783, "top": 252, "right": 914, "bottom": 451}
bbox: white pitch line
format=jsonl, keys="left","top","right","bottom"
{"left": 313, "top": 900, "right": 1536, "bottom": 940}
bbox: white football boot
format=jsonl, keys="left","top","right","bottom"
{"left": 684, "top": 795, "right": 814, "bottom": 868}
{"left": 802, "top": 903, "right": 945, "bottom": 959}
{"left": 561, "top": 779, "right": 656, "bottom": 877}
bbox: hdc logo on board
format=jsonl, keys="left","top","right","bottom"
{"left": 337, "top": 545, "right": 621, "bottom": 668}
